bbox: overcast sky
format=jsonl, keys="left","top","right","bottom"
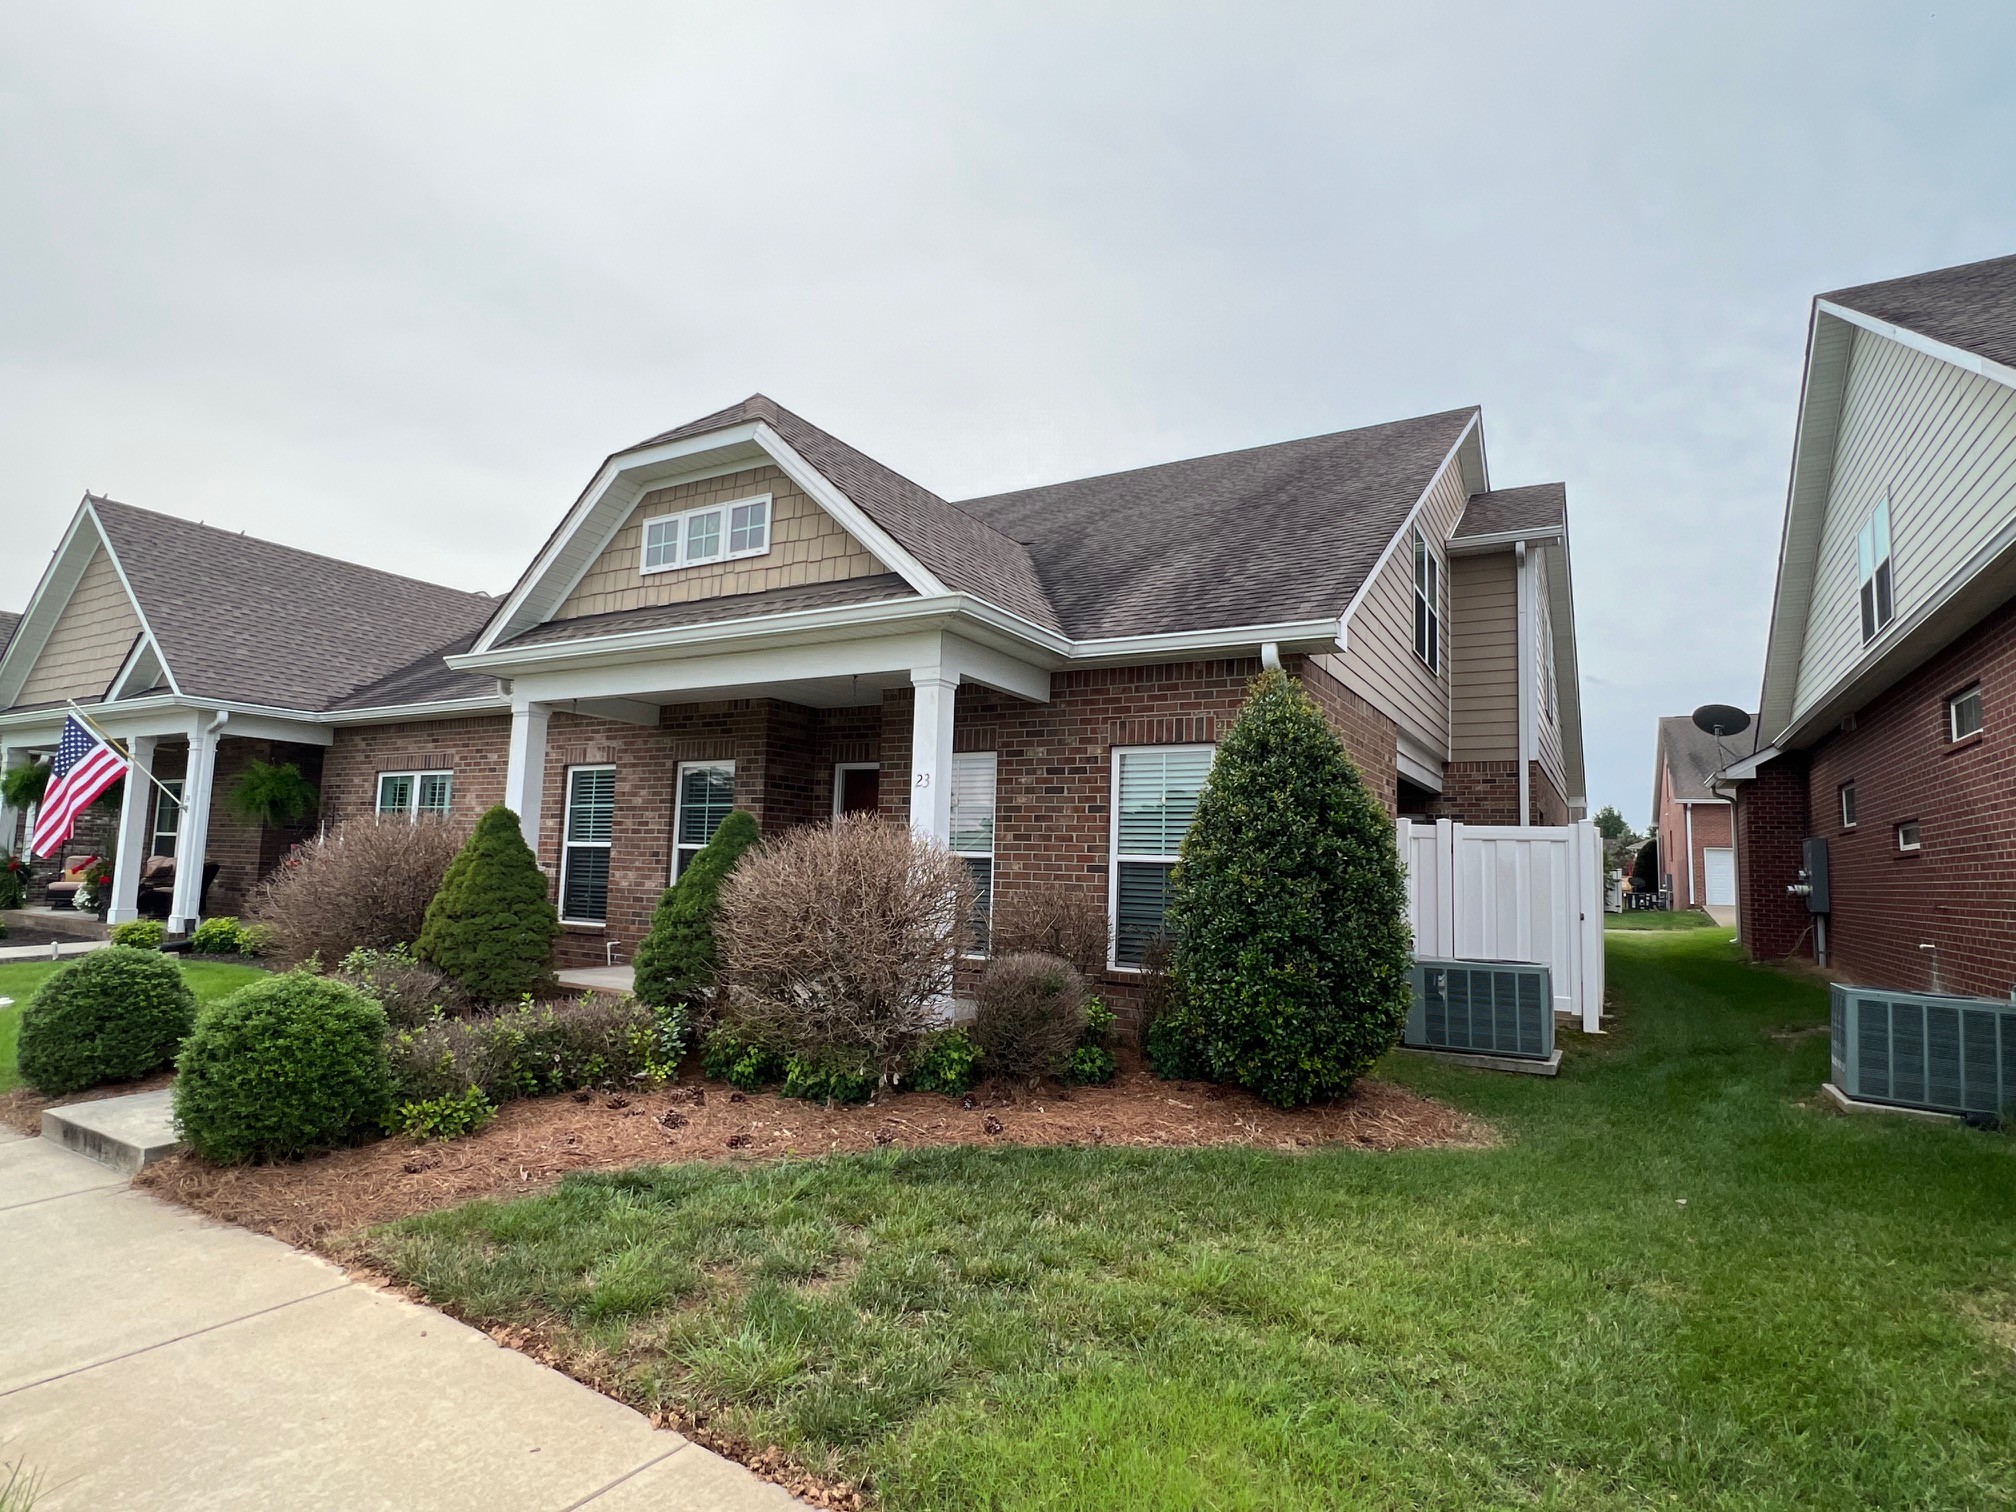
{"left": 4, "top": 3, "right": 2014, "bottom": 823}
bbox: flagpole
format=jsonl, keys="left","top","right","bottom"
{"left": 63, "top": 701, "right": 185, "bottom": 811}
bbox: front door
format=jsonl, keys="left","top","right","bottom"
{"left": 835, "top": 764, "right": 880, "bottom": 817}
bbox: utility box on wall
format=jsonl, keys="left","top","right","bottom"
{"left": 1800, "top": 836, "right": 1831, "bottom": 914}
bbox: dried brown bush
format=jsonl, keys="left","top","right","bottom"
{"left": 972, "top": 951, "right": 1088, "bottom": 1083}
{"left": 715, "top": 815, "right": 973, "bottom": 1078}
{"left": 988, "top": 883, "right": 1111, "bottom": 978}
{"left": 331, "top": 946, "right": 473, "bottom": 1028}
{"left": 248, "top": 817, "right": 465, "bottom": 967}
{"left": 1133, "top": 936, "right": 1177, "bottom": 1053}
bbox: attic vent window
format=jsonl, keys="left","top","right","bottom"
{"left": 641, "top": 494, "right": 771, "bottom": 575}
{"left": 1412, "top": 528, "right": 1440, "bottom": 673}
{"left": 1857, "top": 498, "right": 1893, "bottom": 643}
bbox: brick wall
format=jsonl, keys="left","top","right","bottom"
{"left": 1435, "top": 761, "right": 1519, "bottom": 824}
{"left": 322, "top": 716, "right": 513, "bottom": 829}
{"left": 1529, "top": 762, "right": 1571, "bottom": 827}
{"left": 150, "top": 738, "right": 325, "bottom": 916}
{"left": 1735, "top": 752, "right": 1812, "bottom": 961}
{"left": 1292, "top": 655, "right": 1399, "bottom": 816}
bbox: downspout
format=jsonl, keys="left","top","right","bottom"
{"left": 1515, "top": 541, "right": 1532, "bottom": 826}
{"left": 1685, "top": 802, "right": 1696, "bottom": 908}
{"left": 1259, "top": 641, "right": 1282, "bottom": 672}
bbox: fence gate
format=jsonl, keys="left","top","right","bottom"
{"left": 1400, "top": 818, "right": 1605, "bottom": 1032}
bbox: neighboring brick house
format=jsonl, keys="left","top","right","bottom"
{"left": 1723, "top": 252, "right": 2016, "bottom": 996}
{"left": 0, "top": 395, "right": 1586, "bottom": 1003}
{"left": 1649, "top": 715, "right": 1747, "bottom": 912}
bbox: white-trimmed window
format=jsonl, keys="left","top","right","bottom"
{"left": 560, "top": 766, "right": 616, "bottom": 922}
{"left": 950, "top": 752, "right": 997, "bottom": 952}
{"left": 1857, "top": 498, "right": 1894, "bottom": 643}
{"left": 1413, "top": 528, "right": 1440, "bottom": 672}
{"left": 1948, "top": 684, "right": 1983, "bottom": 742}
{"left": 673, "top": 761, "right": 735, "bottom": 878}
{"left": 1110, "top": 745, "right": 1215, "bottom": 967}
{"left": 641, "top": 495, "right": 772, "bottom": 574}
{"left": 377, "top": 770, "right": 453, "bottom": 820}
{"left": 152, "top": 779, "right": 183, "bottom": 857}
{"left": 1839, "top": 781, "right": 1857, "bottom": 830}
{"left": 1896, "top": 819, "right": 1922, "bottom": 854}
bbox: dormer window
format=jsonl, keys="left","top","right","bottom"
{"left": 1857, "top": 498, "right": 1893, "bottom": 643}
{"left": 641, "top": 494, "right": 771, "bottom": 574}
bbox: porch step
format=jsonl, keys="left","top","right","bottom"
{"left": 1, "top": 908, "right": 110, "bottom": 942}
{"left": 42, "top": 1088, "right": 181, "bottom": 1174}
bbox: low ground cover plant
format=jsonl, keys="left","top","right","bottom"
{"left": 385, "top": 993, "right": 684, "bottom": 1108}
{"left": 632, "top": 809, "right": 759, "bottom": 1010}
{"left": 188, "top": 916, "right": 269, "bottom": 956}
{"left": 17, "top": 945, "right": 198, "bottom": 1096}
{"left": 110, "top": 918, "right": 166, "bottom": 949}
{"left": 389, "top": 1084, "right": 497, "bottom": 1141}
{"left": 904, "top": 1026, "right": 982, "bottom": 1095}
{"left": 174, "top": 972, "right": 394, "bottom": 1163}
{"left": 249, "top": 816, "right": 464, "bottom": 965}
{"left": 1065, "top": 997, "right": 1118, "bottom": 1085}
{"left": 1159, "top": 668, "right": 1410, "bottom": 1106}
{"left": 972, "top": 952, "right": 1087, "bottom": 1084}
{"left": 417, "top": 806, "right": 560, "bottom": 1004}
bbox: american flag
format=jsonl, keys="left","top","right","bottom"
{"left": 29, "top": 716, "right": 129, "bottom": 859}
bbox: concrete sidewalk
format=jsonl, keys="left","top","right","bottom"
{"left": 0, "top": 1127, "right": 799, "bottom": 1511}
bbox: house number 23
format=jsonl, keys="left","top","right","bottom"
{"left": 914, "top": 772, "right": 932, "bottom": 788}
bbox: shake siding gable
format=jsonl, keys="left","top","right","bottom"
{"left": 1793, "top": 327, "right": 2016, "bottom": 720}
{"left": 1321, "top": 455, "right": 1466, "bottom": 754}
{"left": 1449, "top": 550, "right": 1517, "bottom": 759}
{"left": 16, "top": 545, "right": 144, "bottom": 705}
{"left": 555, "top": 463, "right": 890, "bottom": 621}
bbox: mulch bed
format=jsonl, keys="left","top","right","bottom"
{"left": 139, "top": 1067, "right": 1493, "bottom": 1250}
{"left": 0, "top": 1071, "right": 174, "bottom": 1137}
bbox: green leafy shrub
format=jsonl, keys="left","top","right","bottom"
{"left": 110, "top": 919, "right": 166, "bottom": 949}
{"left": 632, "top": 810, "right": 759, "bottom": 1010}
{"left": 173, "top": 972, "right": 395, "bottom": 1163}
{"left": 334, "top": 944, "right": 470, "bottom": 1028}
{"left": 1064, "top": 997, "right": 1118, "bottom": 1085}
{"left": 386, "top": 994, "right": 683, "bottom": 1106}
{"left": 701, "top": 1029, "right": 787, "bottom": 1091}
{"left": 187, "top": 916, "right": 247, "bottom": 955}
{"left": 17, "top": 946, "right": 198, "bottom": 1095}
{"left": 237, "top": 921, "right": 278, "bottom": 958}
{"left": 225, "top": 759, "right": 319, "bottom": 828}
{"left": 0, "top": 853, "right": 30, "bottom": 910}
{"left": 781, "top": 1052, "right": 875, "bottom": 1105}
{"left": 1143, "top": 1006, "right": 1209, "bottom": 1080}
{"left": 972, "top": 952, "right": 1088, "bottom": 1083}
{"left": 389, "top": 1085, "right": 497, "bottom": 1141}
{"left": 906, "top": 1027, "right": 983, "bottom": 1096}
{"left": 1163, "top": 668, "right": 1411, "bottom": 1107}
{"left": 417, "top": 806, "right": 560, "bottom": 1004}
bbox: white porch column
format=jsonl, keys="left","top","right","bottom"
{"left": 107, "top": 735, "right": 159, "bottom": 925}
{"left": 0, "top": 744, "right": 22, "bottom": 857}
{"left": 908, "top": 671, "right": 959, "bottom": 844}
{"left": 170, "top": 717, "right": 225, "bottom": 933}
{"left": 505, "top": 701, "right": 552, "bottom": 852}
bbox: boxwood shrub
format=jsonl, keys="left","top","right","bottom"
{"left": 17, "top": 945, "right": 198, "bottom": 1096}
{"left": 174, "top": 971, "right": 395, "bottom": 1164}
{"left": 109, "top": 919, "right": 166, "bottom": 949}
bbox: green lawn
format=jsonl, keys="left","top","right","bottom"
{"left": 359, "top": 930, "right": 2016, "bottom": 1509}
{"left": 0, "top": 958, "right": 268, "bottom": 1095}
{"left": 1606, "top": 909, "right": 1720, "bottom": 931}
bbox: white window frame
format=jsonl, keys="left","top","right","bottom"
{"left": 559, "top": 765, "right": 616, "bottom": 926}
{"left": 1948, "top": 684, "right": 1983, "bottom": 743}
{"left": 1839, "top": 781, "right": 1857, "bottom": 830}
{"left": 950, "top": 751, "right": 997, "bottom": 955}
{"left": 1856, "top": 497, "right": 1894, "bottom": 644}
{"left": 152, "top": 778, "right": 184, "bottom": 857}
{"left": 671, "top": 760, "right": 736, "bottom": 880}
{"left": 1895, "top": 819, "right": 1922, "bottom": 854}
{"left": 831, "top": 762, "right": 881, "bottom": 817}
{"left": 639, "top": 493, "right": 773, "bottom": 575}
{"left": 376, "top": 769, "right": 454, "bottom": 821}
{"left": 1413, "top": 528, "right": 1440, "bottom": 673}
{"left": 1108, "top": 743, "right": 1216, "bottom": 972}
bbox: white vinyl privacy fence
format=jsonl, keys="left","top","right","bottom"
{"left": 1400, "top": 819, "right": 1605, "bottom": 1032}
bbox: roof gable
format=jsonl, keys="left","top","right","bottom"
{"left": 1823, "top": 253, "right": 2016, "bottom": 375}
{"left": 1654, "top": 714, "right": 1748, "bottom": 812}
{"left": 0, "top": 507, "right": 159, "bottom": 711}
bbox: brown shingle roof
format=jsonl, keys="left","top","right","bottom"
{"left": 89, "top": 498, "right": 497, "bottom": 712}
{"left": 0, "top": 610, "right": 18, "bottom": 660}
{"left": 1655, "top": 713, "right": 1754, "bottom": 808}
{"left": 1454, "top": 483, "right": 1566, "bottom": 540}
{"left": 955, "top": 408, "right": 1478, "bottom": 640}
{"left": 1824, "top": 252, "right": 2016, "bottom": 372}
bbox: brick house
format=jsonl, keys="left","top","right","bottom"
{"left": 1723, "top": 253, "right": 2016, "bottom": 995}
{"left": 1649, "top": 714, "right": 1747, "bottom": 912}
{"left": 0, "top": 396, "right": 1584, "bottom": 1001}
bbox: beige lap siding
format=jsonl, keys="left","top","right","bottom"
{"left": 555, "top": 464, "right": 888, "bottom": 621}
{"left": 16, "top": 546, "right": 143, "bottom": 705}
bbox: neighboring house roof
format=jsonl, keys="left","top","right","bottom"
{"left": 957, "top": 408, "right": 1479, "bottom": 640}
{"left": 0, "top": 611, "right": 18, "bottom": 659}
{"left": 1453, "top": 483, "right": 1566, "bottom": 541}
{"left": 88, "top": 498, "right": 497, "bottom": 712}
{"left": 502, "top": 574, "right": 917, "bottom": 649}
{"left": 1653, "top": 714, "right": 1753, "bottom": 811}
{"left": 1822, "top": 252, "right": 2016, "bottom": 372}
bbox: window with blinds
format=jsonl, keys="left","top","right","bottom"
{"left": 674, "top": 762, "right": 735, "bottom": 878}
{"left": 560, "top": 766, "right": 616, "bottom": 921}
{"left": 376, "top": 770, "right": 453, "bottom": 821}
{"left": 950, "top": 751, "right": 996, "bottom": 951}
{"left": 1111, "top": 745, "right": 1214, "bottom": 966}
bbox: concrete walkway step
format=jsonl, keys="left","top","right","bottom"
{"left": 42, "top": 1088, "right": 181, "bottom": 1174}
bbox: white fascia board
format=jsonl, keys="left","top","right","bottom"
{"left": 750, "top": 423, "right": 948, "bottom": 599}
{"left": 1339, "top": 411, "right": 1482, "bottom": 639}
{"left": 1816, "top": 299, "right": 2016, "bottom": 394}
{"left": 1541, "top": 535, "right": 1587, "bottom": 799}
{"left": 0, "top": 503, "right": 103, "bottom": 708}
{"left": 83, "top": 500, "right": 180, "bottom": 697}
{"left": 509, "top": 629, "right": 957, "bottom": 706}
{"left": 1717, "top": 745, "right": 1781, "bottom": 782}
{"left": 319, "top": 695, "right": 510, "bottom": 727}
{"left": 1675, "top": 796, "right": 1732, "bottom": 806}
{"left": 1446, "top": 526, "right": 1564, "bottom": 556}
{"left": 1063, "top": 618, "right": 1342, "bottom": 665}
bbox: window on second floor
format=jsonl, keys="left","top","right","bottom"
{"left": 641, "top": 495, "right": 771, "bottom": 574}
{"left": 1948, "top": 684, "right": 1983, "bottom": 742}
{"left": 1857, "top": 498, "right": 1893, "bottom": 643}
{"left": 1413, "top": 529, "right": 1440, "bottom": 673}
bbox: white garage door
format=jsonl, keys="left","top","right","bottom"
{"left": 1703, "top": 847, "right": 1735, "bottom": 907}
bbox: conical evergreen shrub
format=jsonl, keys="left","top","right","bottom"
{"left": 1161, "top": 668, "right": 1411, "bottom": 1107}
{"left": 632, "top": 809, "right": 760, "bottom": 1009}
{"left": 417, "top": 805, "right": 560, "bottom": 1004}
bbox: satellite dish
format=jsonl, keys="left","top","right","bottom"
{"left": 1692, "top": 704, "right": 1750, "bottom": 738}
